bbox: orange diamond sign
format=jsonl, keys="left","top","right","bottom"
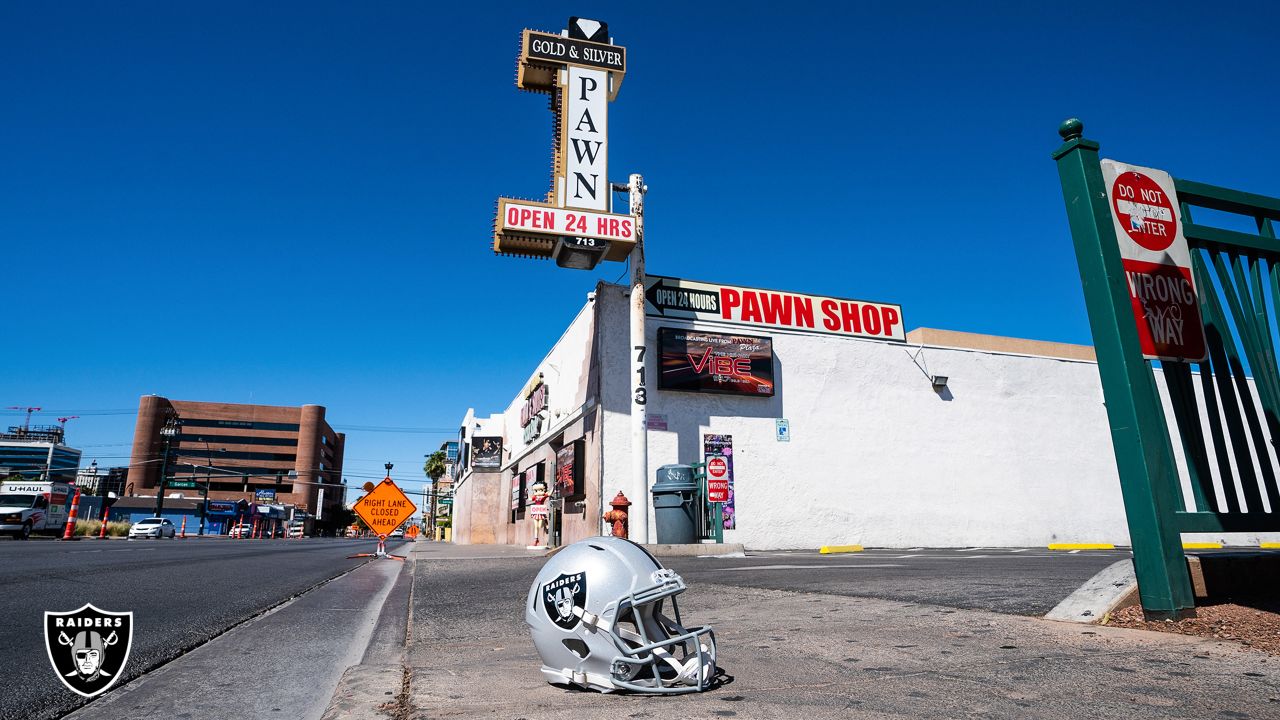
{"left": 353, "top": 479, "right": 417, "bottom": 539}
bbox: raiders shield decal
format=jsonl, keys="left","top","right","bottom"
{"left": 44, "top": 604, "right": 133, "bottom": 698}
{"left": 542, "top": 572, "right": 587, "bottom": 630}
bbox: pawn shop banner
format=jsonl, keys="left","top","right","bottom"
{"left": 1101, "top": 160, "right": 1207, "bottom": 362}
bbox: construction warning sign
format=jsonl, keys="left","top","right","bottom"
{"left": 352, "top": 479, "right": 417, "bottom": 539}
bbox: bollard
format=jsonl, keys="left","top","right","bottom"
{"left": 179, "top": 515, "right": 187, "bottom": 539}
{"left": 61, "top": 489, "right": 81, "bottom": 540}
{"left": 602, "top": 491, "right": 631, "bottom": 539}
{"left": 98, "top": 505, "right": 109, "bottom": 539}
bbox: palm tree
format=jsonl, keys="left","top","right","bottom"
{"left": 423, "top": 451, "right": 447, "bottom": 482}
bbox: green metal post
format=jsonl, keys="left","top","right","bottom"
{"left": 1052, "top": 118, "right": 1194, "bottom": 618}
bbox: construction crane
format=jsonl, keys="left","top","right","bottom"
{"left": 57, "top": 416, "right": 80, "bottom": 429}
{"left": 6, "top": 406, "right": 41, "bottom": 432}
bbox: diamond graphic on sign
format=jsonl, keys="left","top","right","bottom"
{"left": 569, "top": 17, "right": 607, "bottom": 42}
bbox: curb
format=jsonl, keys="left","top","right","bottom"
{"left": 1047, "top": 543, "right": 1116, "bottom": 550}
{"left": 819, "top": 544, "right": 864, "bottom": 554}
{"left": 643, "top": 543, "right": 746, "bottom": 557}
{"left": 1183, "top": 542, "right": 1223, "bottom": 549}
{"left": 1044, "top": 559, "right": 1136, "bottom": 623}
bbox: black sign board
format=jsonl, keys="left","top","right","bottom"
{"left": 658, "top": 327, "right": 775, "bottom": 397}
{"left": 472, "top": 436, "right": 503, "bottom": 470}
{"left": 524, "top": 30, "right": 626, "bottom": 73}
{"left": 646, "top": 277, "right": 721, "bottom": 316}
{"left": 556, "top": 442, "right": 581, "bottom": 497}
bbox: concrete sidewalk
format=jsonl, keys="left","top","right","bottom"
{"left": 402, "top": 546, "right": 1278, "bottom": 719}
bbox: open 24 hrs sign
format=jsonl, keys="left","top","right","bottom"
{"left": 1101, "top": 160, "right": 1206, "bottom": 362}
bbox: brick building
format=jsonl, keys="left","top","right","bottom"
{"left": 126, "top": 396, "right": 346, "bottom": 528}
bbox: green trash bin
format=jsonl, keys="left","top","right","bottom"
{"left": 653, "top": 464, "right": 699, "bottom": 544}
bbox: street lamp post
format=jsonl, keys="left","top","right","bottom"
{"left": 384, "top": 462, "right": 393, "bottom": 480}
{"left": 153, "top": 412, "right": 181, "bottom": 518}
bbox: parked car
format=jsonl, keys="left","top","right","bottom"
{"left": 388, "top": 527, "right": 405, "bottom": 539}
{"left": 128, "top": 518, "right": 176, "bottom": 539}
{"left": 227, "top": 523, "right": 253, "bottom": 538}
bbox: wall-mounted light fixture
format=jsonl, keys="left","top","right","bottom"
{"left": 930, "top": 375, "right": 949, "bottom": 390}
{"left": 552, "top": 237, "right": 611, "bottom": 270}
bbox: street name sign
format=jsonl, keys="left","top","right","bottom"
{"left": 493, "top": 18, "right": 635, "bottom": 263}
{"left": 645, "top": 275, "right": 906, "bottom": 342}
{"left": 1100, "top": 160, "right": 1207, "bottom": 362}
{"left": 353, "top": 479, "right": 418, "bottom": 539}
{"left": 167, "top": 480, "right": 198, "bottom": 489}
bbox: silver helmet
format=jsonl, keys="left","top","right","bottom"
{"left": 525, "top": 535, "right": 716, "bottom": 694}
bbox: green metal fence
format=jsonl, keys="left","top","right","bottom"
{"left": 1054, "top": 119, "right": 1280, "bottom": 617}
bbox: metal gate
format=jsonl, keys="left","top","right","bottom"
{"left": 1054, "top": 118, "right": 1280, "bottom": 616}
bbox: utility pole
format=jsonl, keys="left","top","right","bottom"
{"left": 627, "top": 173, "right": 649, "bottom": 544}
{"left": 153, "top": 411, "right": 181, "bottom": 518}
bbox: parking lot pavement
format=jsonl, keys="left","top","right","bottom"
{"left": 406, "top": 547, "right": 1276, "bottom": 719}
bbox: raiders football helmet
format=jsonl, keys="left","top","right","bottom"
{"left": 525, "top": 535, "right": 717, "bottom": 693}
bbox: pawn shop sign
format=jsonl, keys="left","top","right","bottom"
{"left": 1101, "top": 160, "right": 1207, "bottom": 362}
{"left": 353, "top": 479, "right": 418, "bottom": 539}
{"left": 492, "top": 17, "right": 636, "bottom": 268}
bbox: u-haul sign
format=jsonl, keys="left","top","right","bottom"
{"left": 644, "top": 275, "right": 905, "bottom": 342}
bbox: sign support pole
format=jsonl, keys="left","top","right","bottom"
{"left": 628, "top": 173, "right": 649, "bottom": 544}
{"left": 1052, "top": 118, "right": 1193, "bottom": 618}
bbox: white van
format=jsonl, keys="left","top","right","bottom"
{"left": 0, "top": 480, "right": 76, "bottom": 539}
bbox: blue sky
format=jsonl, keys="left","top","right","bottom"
{"left": 3, "top": 1, "right": 1277, "bottom": 500}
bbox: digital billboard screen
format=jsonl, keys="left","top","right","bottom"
{"left": 657, "top": 327, "right": 774, "bottom": 396}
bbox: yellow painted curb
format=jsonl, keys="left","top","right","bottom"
{"left": 1182, "top": 542, "right": 1223, "bottom": 549}
{"left": 1261, "top": 542, "right": 1280, "bottom": 549}
{"left": 1047, "top": 543, "right": 1116, "bottom": 550}
{"left": 819, "top": 545, "right": 864, "bottom": 554}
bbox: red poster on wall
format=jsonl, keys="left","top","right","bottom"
{"left": 556, "top": 443, "right": 577, "bottom": 496}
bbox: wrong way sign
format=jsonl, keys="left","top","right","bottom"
{"left": 1101, "top": 160, "right": 1206, "bottom": 362}
{"left": 353, "top": 479, "right": 417, "bottom": 539}
{"left": 706, "top": 456, "right": 729, "bottom": 503}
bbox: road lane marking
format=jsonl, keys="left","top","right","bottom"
{"left": 703, "top": 564, "right": 904, "bottom": 571}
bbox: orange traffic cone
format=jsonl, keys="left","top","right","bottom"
{"left": 61, "top": 489, "right": 81, "bottom": 540}
{"left": 251, "top": 517, "right": 259, "bottom": 539}
{"left": 98, "top": 505, "right": 109, "bottom": 539}
{"left": 179, "top": 515, "right": 187, "bottom": 539}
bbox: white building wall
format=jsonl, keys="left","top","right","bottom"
{"left": 595, "top": 285, "right": 1279, "bottom": 549}
{"left": 500, "top": 301, "right": 598, "bottom": 462}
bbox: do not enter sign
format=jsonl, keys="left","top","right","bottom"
{"left": 706, "top": 456, "right": 729, "bottom": 503}
{"left": 1110, "top": 171, "right": 1177, "bottom": 252}
{"left": 1101, "top": 160, "right": 1206, "bottom": 363}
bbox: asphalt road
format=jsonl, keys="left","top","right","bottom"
{"left": 669, "top": 547, "right": 1131, "bottom": 615}
{"left": 0, "top": 536, "right": 406, "bottom": 720}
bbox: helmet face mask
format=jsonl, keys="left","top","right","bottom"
{"left": 526, "top": 537, "right": 717, "bottom": 694}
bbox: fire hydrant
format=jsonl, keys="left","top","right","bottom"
{"left": 602, "top": 491, "right": 631, "bottom": 539}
